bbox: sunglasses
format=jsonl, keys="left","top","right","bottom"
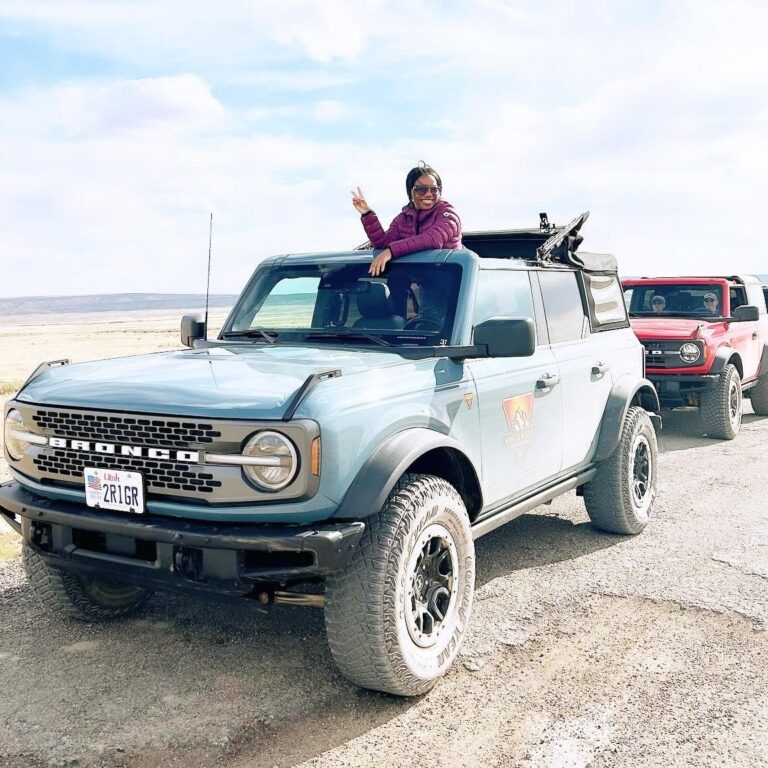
{"left": 412, "top": 185, "right": 440, "bottom": 196}
{"left": 652, "top": 300, "right": 665, "bottom": 305}
{"left": 704, "top": 297, "right": 717, "bottom": 302}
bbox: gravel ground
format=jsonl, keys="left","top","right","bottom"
{"left": 1, "top": 405, "right": 767, "bottom": 767}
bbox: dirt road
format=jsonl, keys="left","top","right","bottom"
{"left": 2, "top": 405, "right": 767, "bottom": 768}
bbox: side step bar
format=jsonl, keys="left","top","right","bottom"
{"left": 471, "top": 469, "right": 596, "bottom": 540}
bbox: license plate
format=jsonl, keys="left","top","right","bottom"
{"left": 84, "top": 467, "right": 145, "bottom": 514}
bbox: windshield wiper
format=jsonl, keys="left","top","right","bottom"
{"left": 220, "top": 330, "right": 278, "bottom": 343}
{"left": 304, "top": 331, "right": 391, "bottom": 347}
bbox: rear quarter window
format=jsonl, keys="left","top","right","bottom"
{"left": 583, "top": 273, "right": 629, "bottom": 330}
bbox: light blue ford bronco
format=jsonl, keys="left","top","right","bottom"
{"left": 1, "top": 213, "right": 660, "bottom": 696}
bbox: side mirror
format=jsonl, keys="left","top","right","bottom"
{"left": 181, "top": 313, "right": 206, "bottom": 347}
{"left": 732, "top": 305, "right": 759, "bottom": 322}
{"left": 473, "top": 317, "right": 535, "bottom": 357}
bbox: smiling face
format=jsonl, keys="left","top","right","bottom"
{"left": 411, "top": 174, "right": 441, "bottom": 210}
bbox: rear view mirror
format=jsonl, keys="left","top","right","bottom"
{"left": 732, "top": 305, "right": 759, "bottom": 322}
{"left": 473, "top": 317, "right": 535, "bottom": 357}
{"left": 181, "top": 313, "right": 206, "bottom": 347}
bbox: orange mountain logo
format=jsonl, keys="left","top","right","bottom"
{"left": 502, "top": 393, "right": 535, "bottom": 449}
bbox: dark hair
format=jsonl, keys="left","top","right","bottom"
{"left": 405, "top": 160, "right": 442, "bottom": 200}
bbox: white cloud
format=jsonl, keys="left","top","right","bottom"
{"left": 248, "top": 0, "right": 375, "bottom": 63}
{"left": 312, "top": 99, "right": 348, "bottom": 123}
{"left": 1, "top": 1, "right": 768, "bottom": 297}
{"left": 0, "top": 75, "right": 226, "bottom": 137}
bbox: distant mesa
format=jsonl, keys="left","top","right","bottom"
{"left": 0, "top": 293, "right": 239, "bottom": 315}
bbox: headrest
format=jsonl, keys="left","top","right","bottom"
{"left": 358, "top": 283, "right": 394, "bottom": 318}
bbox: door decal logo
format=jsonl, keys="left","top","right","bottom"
{"left": 502, "top": 393, "right": 535, "bottom": 450}
{"left": 464, "top": 392, "right": 474, "bottom": 409}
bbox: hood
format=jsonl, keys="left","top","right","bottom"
{"left": 628, "top": 317, "right": 716, "bottom": 341}
{"left": 15, "top": 345, "right": 415, "bottom": 419}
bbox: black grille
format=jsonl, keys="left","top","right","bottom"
{"left": 30, "top": 408, "right": 225, "bottom": 496}
{"left": 643, "top": 341, "right": 670, "bottom": 369}
{"left": 34, "top": 449, "right": 222, "bottom": 494}
{"left": 32, "top": 410, "right": 221, "bottom": 447}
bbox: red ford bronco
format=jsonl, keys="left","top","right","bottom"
{"left": 622, "top": 275, "right": 768, "bottom": 439}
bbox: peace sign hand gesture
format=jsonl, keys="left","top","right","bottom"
{"left": 350, "top": 186, "right": 371, "bottom": 215}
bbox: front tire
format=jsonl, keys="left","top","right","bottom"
{"left": 583, "top": 406, "right": 657, "bottom": 534}
{"left": 700, "top": 363, "right": 742, "bottom": 439}
{"left": 325, "top": 474, "right": 475, "bottom": 696}
{"left": 22, "top": 544, "right": 152, "bottom": 622}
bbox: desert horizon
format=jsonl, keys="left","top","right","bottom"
{"left": 0, "top": 292, "right": 239, "bottom": 316}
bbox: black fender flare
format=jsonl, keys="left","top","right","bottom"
{"left": 758, "top": 343, "right": 768, "bottom": 377}
{"left": 332, "top": 428, "right": 480, "bottom": 520}
{"left": 593, "top": 376, "right": 660, "bottom": 463}
{"left": 709, "top": 346, "right": 741, "bottom": 376}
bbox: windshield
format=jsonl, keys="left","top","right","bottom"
{"left": 223, "top": 261, "right": 463, "bottom": 347}
{"left": 624, "top": 284, "right": 724, "bottom": 318}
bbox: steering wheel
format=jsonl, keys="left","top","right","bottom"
{"left": 403, "top": 317, "right": 443, "bottom": 332}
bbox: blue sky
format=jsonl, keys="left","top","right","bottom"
{"left": 1, "top": 0, "right": 767, "bottom": 297}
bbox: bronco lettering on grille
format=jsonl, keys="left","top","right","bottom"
{"left": 47, "top": 437, "right": 199, "bottom": 463}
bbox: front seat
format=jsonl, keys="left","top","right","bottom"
{"left": 353, "top": 283, "right": 405, "bottom": 329}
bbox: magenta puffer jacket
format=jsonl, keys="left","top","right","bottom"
{"left": 361, "top": 199, "right": 462, "bottom": 259}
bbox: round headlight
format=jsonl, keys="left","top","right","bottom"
{"left": 4, "top": 409, "right": 27, "bottom": 461}
{"left": 679, "top": 342, "right": 701, "bottom": 363}
{"left": 242, "top": 431, "right": 298, "bottom": 491}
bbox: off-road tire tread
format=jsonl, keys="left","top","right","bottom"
{"left": 749, "top": 371, "right": 768, "bottom": 415}
{"left": 22, "top": 544, "right": 151, "bottom": 622}
{"left": 700, "top": 363, "right": 742, "bottom": 439}
{"left": 583, "top": 406, "right": 657, "bottom": 535}
{"left": 324, "top": 473, "right": 471, "bottom": 697}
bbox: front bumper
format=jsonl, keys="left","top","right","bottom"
{"left": 647, "top": 372, "right": 720, "bottom": 405}
{"left": 0, "top": 481, "right": 364, "bottom": 598}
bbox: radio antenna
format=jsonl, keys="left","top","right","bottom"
{"left": 204, "top": 212, "right": 213, "bottom": 340}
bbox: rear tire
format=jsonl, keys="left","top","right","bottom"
{"left": 749, "top": 371, "right": 768, "bottom": 415}
{"left": 583, "top": 406, "right": 657, "bottom": 534}
{"left": 22, "top": 544, "right": 152, "bottom": 622}
{"left": 324, "top": 474, "right": 475, "bottom": 696}
{"left": 700, "top": 363, "right": 742, "bottom": 439}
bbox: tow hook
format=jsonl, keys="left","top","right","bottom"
{"left": 256, "top": 589, "right": 325, "bottom": 608}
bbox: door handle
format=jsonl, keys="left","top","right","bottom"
{"left": 536, "top": 373, "right": 560, "bottom": 389}
{"left": 753, "top": 332, "right": 758, "bottom": 340}
{"left": 592, "top": 362, "right": 609, "bottom": 375}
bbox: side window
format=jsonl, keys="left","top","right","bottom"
{"left": 730, "top": 287, "right": 747, "bottom": 311}
{"left": 538, "top": 271, "right": 588, "bottom": 343}
{"left": 583, "top": 273, "right": 629, "bottom": 330}
{"left": 472, "top": 270, "right": 536, "bottom": 328}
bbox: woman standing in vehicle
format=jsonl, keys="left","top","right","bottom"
{"left": 352, "top": 161, "right": 462, "bottom": 276}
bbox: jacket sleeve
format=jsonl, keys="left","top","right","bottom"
{"left": 361, "top": 211, "right": 403, "bottom": 249}
{"left": 388, "top": 207, "right": 462, "bottom": 259}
